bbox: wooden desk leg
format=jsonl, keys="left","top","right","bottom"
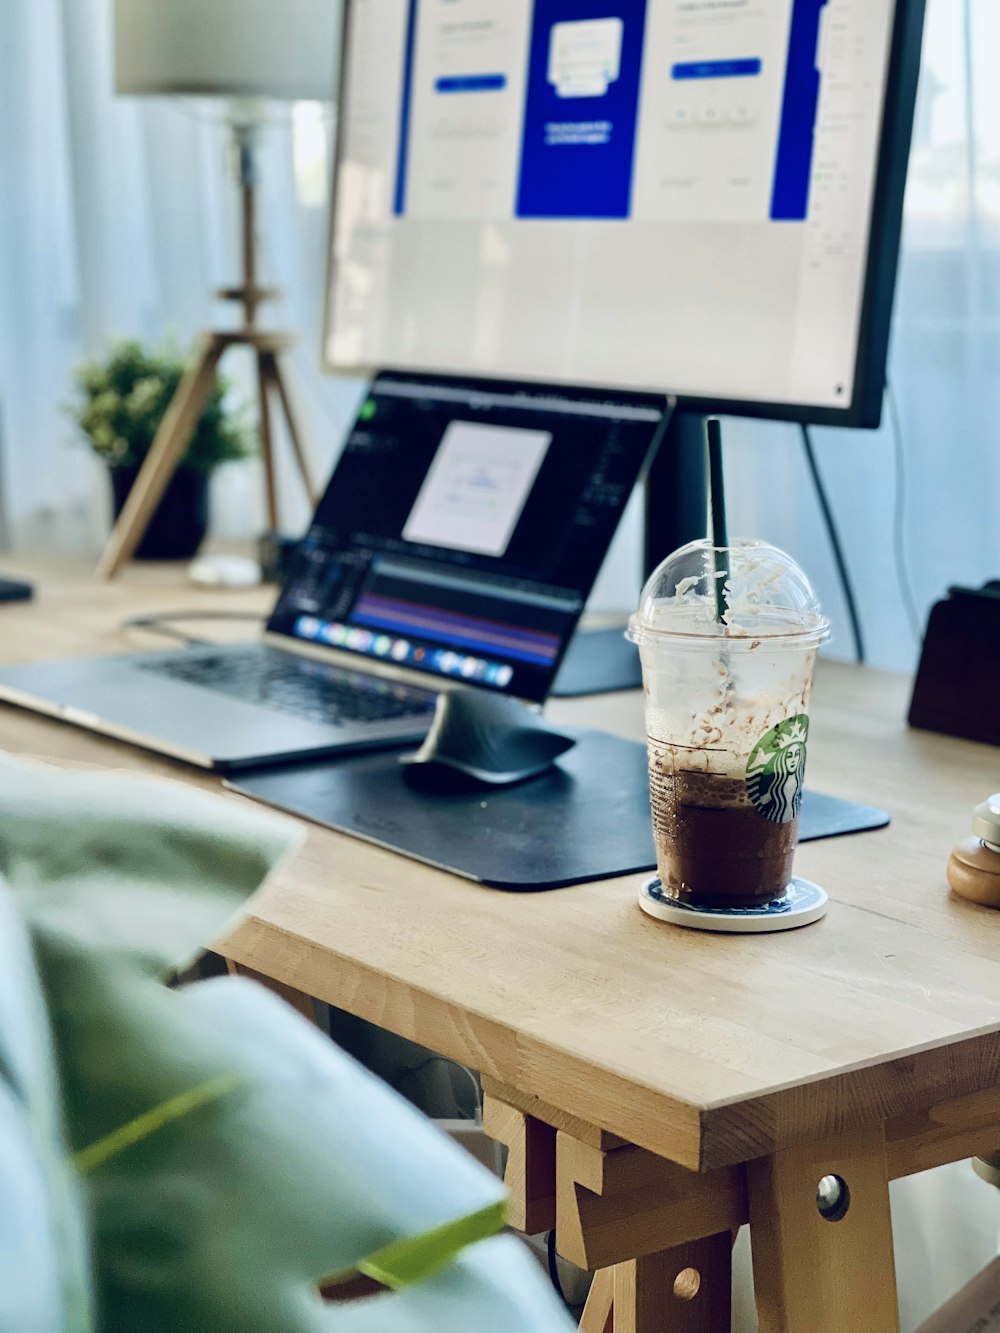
{"left": 481, "top": 1098, "right": 556, "bottom": 1233}
{"left": 579, "top": 1267, "right": 614, "bottom": 1333}
{"left": 613, "top": 1233, "right": 732, "bottom": 1333}
{"left": 748, "top": 1123, "right": 899, "bottom": 1333}
{"left": 269, "top": 352, "right": 318, "bottom": 507}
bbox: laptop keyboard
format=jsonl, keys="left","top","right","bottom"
{"left": 138, "top": 650, "right": 437, "bottom": 728}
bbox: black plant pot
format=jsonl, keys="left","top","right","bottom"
{"left": 110, "top": 466, "right": 210, "bottom": 561}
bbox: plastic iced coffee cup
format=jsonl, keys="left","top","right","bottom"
{"left": 627, "top": 539, "right": 830, "bottom": 909}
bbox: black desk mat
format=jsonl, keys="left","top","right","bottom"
{"left": 228, "top": 731, "right": 890, "bottom": 890}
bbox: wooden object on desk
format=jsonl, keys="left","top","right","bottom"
{"left": 5, "top": 562, "right": 1000, "bottom": 1330}
{"left": 95, "top": 165, "right": 317, "bottom": 580}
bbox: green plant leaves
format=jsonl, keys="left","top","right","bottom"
{"left": 67, "top": 338, "right": 253, "bottom": 473}
{"left": 340, "top": 1200, "right": 506, "bottom": 1290}
{"left": 74, "top": 1074, "right": 245, "bottom": 1176}
{"left": 42, "top": 962, "right": 525, "bottom": 1331}
{"left": 0, "top": 757, "right": 573, "bottom": 1332}
{"left": 0, "top": 885, "right": 94, "bottom": 1333}
{"left": 334, "top": 1237, "right": 574, "bottom": 1332}
{"left": 0, "top": 756, "right": 300, "bottom": 977}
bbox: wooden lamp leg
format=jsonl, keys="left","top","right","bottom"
{"left": 256, "top": 349, "right": 279, "bottom": 532}
{"left": 268, "top": 352, "right": 318, "bottom": 507}
{"left": 96, "top": 335, "right": 224, "bottom": 579}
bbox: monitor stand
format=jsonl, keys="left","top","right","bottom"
{"left": 401, "top": 691, "right": 576, "bottom": 788}
{"left": 553, "top": 624, "right": 642, "bottom": 696}
{"left": 553, "top": 410, "right": 708, "bottom": 697}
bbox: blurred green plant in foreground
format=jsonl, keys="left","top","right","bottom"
{"left": 0, "top": 756, "right": 571, "bottom": 1332}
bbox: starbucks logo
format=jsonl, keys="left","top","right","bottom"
{"left": 746, "top": 715, "right": 809, "bottom": 824}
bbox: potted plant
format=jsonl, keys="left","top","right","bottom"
{"left": 69, "top": 339, "right": 252, "bottom": 560}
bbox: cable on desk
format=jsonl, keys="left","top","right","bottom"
{"left": 390, "top": 1055, "right": 483, "bottom": 1124}
{"left": 885, "top": 380, "right": 922, "bottom": 644}
{"left": 799, "top": 423, "right": 866, "bottom": 664}
{"left": 547, "top": 1229, "right": 571, "bottom": 1310}
{"left": 120, "top": 610, "right": 264, "bottom": 646}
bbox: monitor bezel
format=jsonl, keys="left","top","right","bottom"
{"left": 322, "top": 0, "right": 926, "bottom": 430}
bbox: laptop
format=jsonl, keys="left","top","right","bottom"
{"left": 0, "top": 373, "right": 667, "bottom": 770}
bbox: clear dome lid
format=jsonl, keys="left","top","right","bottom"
{"left": 627, "top": 538, "right": 830, "bottom": 645}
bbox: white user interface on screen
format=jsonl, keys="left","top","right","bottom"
{"left": 548, "top": 19, "right": 623, "bottom": 99}
{"left": 403, "top": 421, "right": 552, "bottom": 557}
{"left": 327, "top": 0, "right": 896, "bottom": 411}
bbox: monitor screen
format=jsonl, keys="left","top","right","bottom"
{"left": 267, "top": 373, "right": 665, "bottom": 701}
{"left": 324, "top": 0, "right": 922, "bottom": 424}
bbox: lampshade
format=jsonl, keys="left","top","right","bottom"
{"left": 114, "top": 0, "right": 339, "bottom": 102}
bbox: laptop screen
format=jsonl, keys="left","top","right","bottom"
{"left": 267, "top": 373, "right": 666, "bottom": 703}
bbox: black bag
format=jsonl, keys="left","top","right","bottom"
{"left": 908, "top": 584, "right": 1000, "bottom": 746}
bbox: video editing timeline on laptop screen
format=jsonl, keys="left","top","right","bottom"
{"left": 267, "top": 374, "right": 665, "bottom": 703}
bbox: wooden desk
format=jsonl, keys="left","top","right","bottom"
{"left": 3, "top": 558, "right": 1000, "bottom": 1332}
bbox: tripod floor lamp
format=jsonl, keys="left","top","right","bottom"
{"left": 99, "top": 0, "right": 340, "bottom": 579}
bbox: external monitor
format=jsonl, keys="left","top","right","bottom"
{"left": 324, "top": 0, "right": 925, "bottom": 428}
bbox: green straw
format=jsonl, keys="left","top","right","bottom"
{"left": 706, "top": 418, "right": 730, "bottom": 623}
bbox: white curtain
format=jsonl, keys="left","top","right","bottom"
{"left": 0, "top": 0, "right": 363, "bottom": 557}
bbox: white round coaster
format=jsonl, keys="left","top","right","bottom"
{"left": 638, "top": 876, "right": 828, "bottom": 934}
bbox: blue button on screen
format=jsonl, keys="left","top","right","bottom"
{"left": 672, "top": 59, "right": 762, "bottom": 80}
{"left": 435, "top": 74, "right": 507, "bottom": 93}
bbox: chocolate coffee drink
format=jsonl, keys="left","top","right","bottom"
{"left": 649, "top": 764, "right": 797, "bottom": 909}
{"left": 629, "top": 540, "right": 829, "bottom": 920}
